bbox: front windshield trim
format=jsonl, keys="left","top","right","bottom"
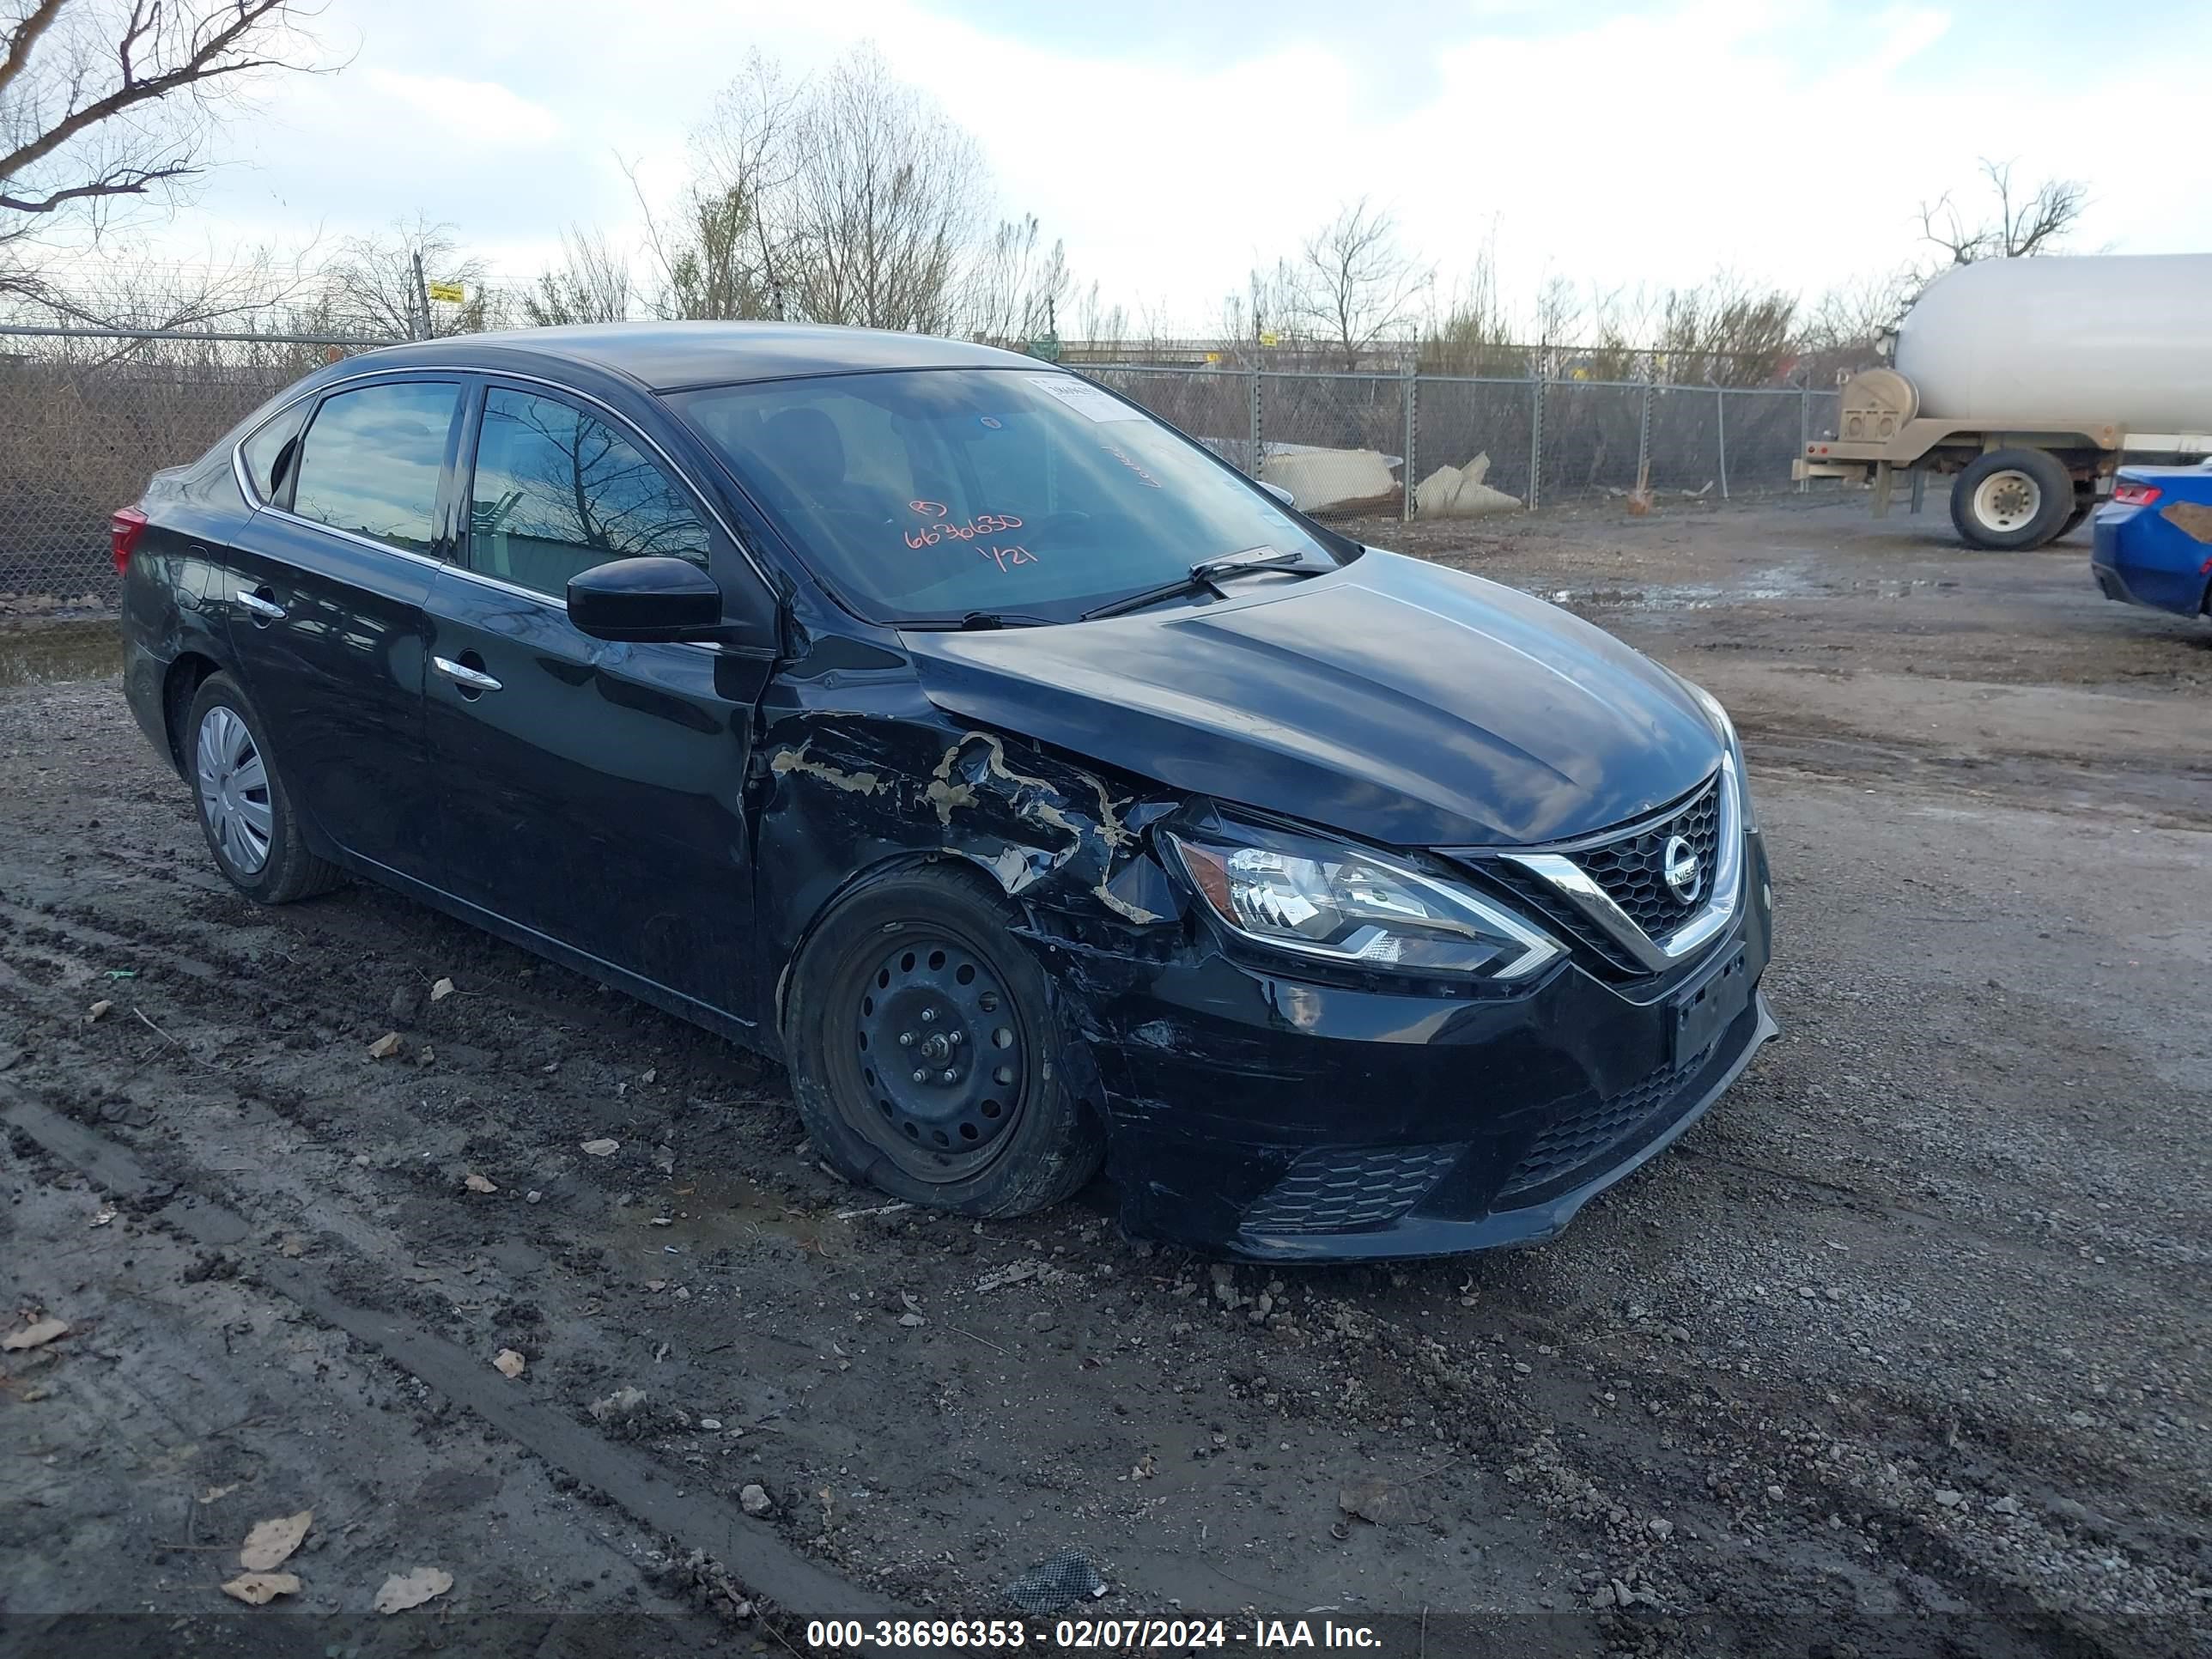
{"left": 663, "top": 366, "right": 1360, "bottom": 630}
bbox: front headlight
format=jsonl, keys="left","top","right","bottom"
{"left": 1682, "top": 679, "right": 1757, "bottom": 832}
{"left": 1163, "top": 823, "right": 1561, "bottom": 981}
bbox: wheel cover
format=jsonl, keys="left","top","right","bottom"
{"left": 843, "top": 934, "right": 1028, "bottom": 1183}
{"left": 1972, "top": 469, "right": 2040, "bottom": 534}
{"left": 194, "top": 705, "right": 272, "bottom": 874}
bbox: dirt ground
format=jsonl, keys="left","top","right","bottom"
{"left": 2, "top": 490, "right": 2206, "bottom": 1657}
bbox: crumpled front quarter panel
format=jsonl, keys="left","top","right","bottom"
{"left": 750, "top": 666, "right": 1185, "bottom": 1055}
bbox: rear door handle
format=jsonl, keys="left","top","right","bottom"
{"left": 433, "top": 655, "right": 502, "bottom": 694}
{"left": 235, "top": 589, "right": 285, "bottom": 622}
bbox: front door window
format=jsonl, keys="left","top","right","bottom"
{"left": 467, "top": 388, "right": 711, "bottom": 598}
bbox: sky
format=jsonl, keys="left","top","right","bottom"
{"left": 64, "top": 0, "right": 2212, "bottom": 337}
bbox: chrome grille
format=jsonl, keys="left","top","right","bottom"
{"left": 1577, "top": 775, "right": 1722, "bottom": 939}
{"left": 1471, "top": 759, "right": 1742, "bottom": 977}
{"left": 1485, "top": 857, "right": 1645, "bottom": 975}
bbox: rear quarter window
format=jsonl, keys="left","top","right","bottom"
{"left": 238, "top": 402, "right": 310, "bottom": 505}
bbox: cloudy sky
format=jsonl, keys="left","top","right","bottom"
{"left": 89, "top": 0, "right": 2212, "bottom": 335}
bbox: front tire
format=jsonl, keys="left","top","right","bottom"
{"left": 783, "top": 863, "right": 1106, "bottom": 1218}
{"left": 185, "top": 673, "right": 343, "bottom": 904}
{"left": 1950, "top": 448, "right": 2075, "bottom": 550}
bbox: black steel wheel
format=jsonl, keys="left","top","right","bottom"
{"left": 784, "top": 863, "right": 1105, "bottom": 1216}
{"left": 844, "top": 933, "right": 1028, "bottom": 1182}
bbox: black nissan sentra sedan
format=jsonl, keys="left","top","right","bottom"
{"left": 116, "top": 323, "right": 1776, "bottom": 1260}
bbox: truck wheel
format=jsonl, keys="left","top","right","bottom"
{"left": 1950, "top": 449, "right": 2075, "bottom": 550}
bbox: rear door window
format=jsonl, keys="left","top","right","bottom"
{"left": 465, "top": 386, "right": 711, "bottom": 599}
{"left": 289, "top": 381, "right": 460, "bottom": 555}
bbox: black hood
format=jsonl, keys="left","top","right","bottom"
{"left": 902, "top": 550, "right": 1722, "bottom": 848}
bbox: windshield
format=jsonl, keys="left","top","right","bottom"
{"left": 668, "top": 368, "right": 1345, "bottom": 624}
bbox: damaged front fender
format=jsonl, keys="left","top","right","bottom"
{"left": 751, "top": 706, "right": 1188, "bottom": 1048}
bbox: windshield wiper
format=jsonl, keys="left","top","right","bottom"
{"left": 1079, "top": 546, "right": 1311, "bottom": 622}
{"left": 902, "top": 611, "right": 1056, "bottom": 631}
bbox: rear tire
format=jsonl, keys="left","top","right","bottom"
{"left": 1949, "top": 448, "right": 2075, "bottom": 550}
{"left": 782, "top": 863, "right": 1106, "bottom": 1218}
{"left": 185, "top": 673, "right": 343, "bottom": 904}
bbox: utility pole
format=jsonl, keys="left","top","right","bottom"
{"left": 410, "top": 252, "right": 432, "bottom": 342}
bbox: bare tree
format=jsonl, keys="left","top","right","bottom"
{"left": 634, "top": 49, "right": 798, "bottom": 321}
{"left": 963, "top": 212, "right": 1066, "bottom": 345}
{"left": 1919, "top": 158, "right": 2087, "bottom": 266}
{"left": 1222, "top": 259, "right": 1295, "bottom": 356}
{"left": 1644, "top": 272, "right": 1797, "bottom": 386}
{"left": 2, "top": 0, "right": 325, "bottom": 257}
{"left": 1284, "top": 198, "right": 1429, "bottom": 370}
{"left": 319, "top": 214, "right": 494, "bottom": 339}
{"left": 1071, "top": 277, "right": 1128, "bottom": 356}
{"left": 2, "top": 233, "right": 325, "bottom": 342}
{"left": 635, "top": 167, "right": 784, "bottom": 323}
{"left": 783, "top": 45, "right": 985, "bottom": 332}
{"left": 646, "top": 44, "right": 1006, "bottom": 335}
{"left": 522, "top": 225, "right": 632, "bottom": 326}
{"left": 1798, "top": 266, "right": 1917, "bottom": 372}
{"left": 1531, "top": 273, "right": 1581, "bottom": 347}
{"left": 1417, "top": 246, "right": 1514, "bottom": 377}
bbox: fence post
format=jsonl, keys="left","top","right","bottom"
{"left": 1636, "top": 367, "right": 1654, "bottom": 500}
{"left": 1715, "top": 386, "right": 1729, "bottom": 501}
{"left": 1528, "top": 354, "right": 1545, "bottom": 512}
{"left": 1401, "top": 359, "right": 1417, "bottom": 523}
{"left": 1797, "top": 382, "right": 1810, "bottom": 494}
{"left": 1248, "top": 367, "right": 1262, "bottom": 479}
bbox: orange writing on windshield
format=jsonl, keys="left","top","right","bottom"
{"left": 903, "top": 499, "right": 1025, "bottom": 549}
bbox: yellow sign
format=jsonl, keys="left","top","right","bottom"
{"left": 426, "top": 281, "right": 466, "bottom": 304}
{"left": 1258, "top": 330, "right": 1279, "bottom": 347}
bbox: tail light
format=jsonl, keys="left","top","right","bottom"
{"left": 110, "top": 505, "right": 149, "bottom": 575}
{"left": 2112, "top": 481, "right": 2162, "bottom": 507}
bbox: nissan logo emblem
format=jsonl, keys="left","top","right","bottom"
{"left": 1662, "top": 835, "right": 1701, "bottom": 905}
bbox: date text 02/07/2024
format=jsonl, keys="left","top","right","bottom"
{"left": 803, "top": 1616, "right": 1387, "bottom": 1650}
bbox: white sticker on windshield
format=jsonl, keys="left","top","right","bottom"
{"left": 1028, "top": 374, "right": 1146, "bottom": 422}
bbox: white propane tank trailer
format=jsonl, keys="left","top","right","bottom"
{"left": 1797, "top": 253, "right": 2212, "bottom": 549}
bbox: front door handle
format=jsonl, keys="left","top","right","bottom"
{"left": 432, "top": 655, "right": 502, "bottom": 694}
{"left": 235, "top": 589, "right": 285, "bottom": 623}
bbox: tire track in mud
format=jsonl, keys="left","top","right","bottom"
{"left": 3, "top": 1088, "right": 903, "bottom": 1632}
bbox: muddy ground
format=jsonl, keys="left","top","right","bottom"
{"left": 1, "top": 490, "right": 2206, "bottom": 1657}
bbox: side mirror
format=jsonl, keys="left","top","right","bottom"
{"left": 1257, "top": 479, "right": 1297, "bottom": 509}
{"left": 567, "top": 556, "right": 726, "bottom": 642}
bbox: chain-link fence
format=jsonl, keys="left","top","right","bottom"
{"left": 1085, "top": 362, "right": 1834, "bottom": 518}
{"left": 0, "top": 325, "right": 1841, "bottom": 612}
{"left": 0, "top": 326, "right": 392, "bottom": 615}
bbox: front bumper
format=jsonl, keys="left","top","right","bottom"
{"left": 1075, "top": 833, "right": 1778, "bottom": 1261}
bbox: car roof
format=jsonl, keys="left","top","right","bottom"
{"left": 369, "top": 321, "right": 1043, "bottom": 392}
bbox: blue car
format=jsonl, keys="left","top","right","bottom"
{"left": 2092, "top": 464, "right": 2212, "bottom": 618}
